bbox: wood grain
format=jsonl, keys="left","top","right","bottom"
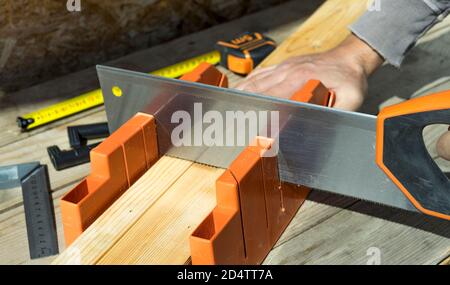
{"left": 97, "top": 164, "right": 223, "bottom": 264}
{"left": 52, "top": 156, "right": 192, "bottom": 264}
{"left": 441, "top": 254, "right": 450, "bottom": 265}
{"left": 260, "top": 0, "right": 370, "bottom": 67}
{"left": 265, "top": 202, "right": 450, "bottom": 265}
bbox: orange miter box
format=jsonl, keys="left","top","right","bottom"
{"left": 60, "top": 62, "right": 228, "bottom": 246}
{"left": 60, "top": 58, "right": 333, "bottom": 262}
{"left": 189, "top": 79, "right": 334, "bottom": 265}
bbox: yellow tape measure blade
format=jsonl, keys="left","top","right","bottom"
{"left": 18, "top": 89, "right": 104, "bottom": 130}
{"left": 150, "top": 51, "right": 220, "bottom": 78}
{"left": 18, "top": 50, "right": 220, "bottom": 131}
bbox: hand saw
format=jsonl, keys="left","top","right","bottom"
{"left": 97, "top": 65, "right": 450, "bottom": 221}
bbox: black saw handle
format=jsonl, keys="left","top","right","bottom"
{"left": 376, "top": 90, "right": 450, "bottom": 220}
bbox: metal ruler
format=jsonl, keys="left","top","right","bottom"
{"left": 0, "top": 163, "right": 59, "bottom": 259}
{"left": 17, "top": 51, "right": 221, "bottom": 131}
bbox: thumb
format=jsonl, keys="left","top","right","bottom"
{"left": 332, "top": 85, "right": 365, "bottom": 111}
{"left": 436, "top": 129, "right": 450, "bottom": 161}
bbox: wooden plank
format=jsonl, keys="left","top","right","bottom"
{"left": 260, "top": 0, "right": 370, "bottom": 67}
{"left": 52, "top": 156, "right": 193, "bottom": 264}
{"left": 441, "top": 255, "right": 450, "bottom": 265}
{"left": 97, "top": 164, "right": 223, "bottom": 264}
{"left": 273, "top": 192, "right": 358, "bottom": 246}
{"left": 265, "top": 202, "right": 450, "bottom": 265}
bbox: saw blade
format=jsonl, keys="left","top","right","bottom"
{"left": 97, "top": 65, "right": 417, "bottom": 213}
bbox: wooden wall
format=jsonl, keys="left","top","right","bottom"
{"left": 0, "top": 0, "right": 288, "bottom": 92}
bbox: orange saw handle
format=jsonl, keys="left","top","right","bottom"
{"left": 376, "top": 90, "right": 450, "bottom": 221}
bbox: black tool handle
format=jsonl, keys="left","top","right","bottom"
{"left": 68, "top": 122, "right": 109, "bottom": 149}
{"left": 377, "top": 91, "right": 450, "bottom": 220}
{"left": 47, "top": 143, "right": 100, "bottom": 171}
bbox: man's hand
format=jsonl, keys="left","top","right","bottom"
{"left": 235, "top": 34, "right": 384, "bottom": 111}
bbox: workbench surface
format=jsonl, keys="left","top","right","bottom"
{"left": 1, "top": 1, "right": 449, "bottom": 265}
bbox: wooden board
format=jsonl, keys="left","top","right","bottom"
{"left": 265, "top": 192, "right": 450, "bottom": 265}
{"left": 441, "top": 254, "right": 450, "bottom": 265}
{"left": 97, "top": 164, "right": 223, "bottom": 264}
{"left": 260, "top": 0, "right": 369, "bottom": 67}
{"left": 52, "top": 156, "right": 193, "bottom": 264}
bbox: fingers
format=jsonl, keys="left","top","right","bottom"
{"left": 235, "top": 66, "right": 277, "bottom": 90}
{"left": 257, "top": 76, "right": 307, "bottom": 99}
{"left": 246, "top": 65, "right": 277, "bottom": 80}
{"left": 235, "top": 68, "right": 287, "bottom": 93}
{"left": 235, "top": 62, "right": 296, "bottom": 91}
{"left": 436, "top": 130, "right": 450, "bottom": 161}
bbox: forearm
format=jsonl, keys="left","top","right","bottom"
{"left": 350, "top": 0, "right": 450, "bottom": 67}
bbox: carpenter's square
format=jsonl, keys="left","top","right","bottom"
{"left": 0, "top": 163, "right": 59, "bottom": 259}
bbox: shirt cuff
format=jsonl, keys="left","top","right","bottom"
{"left": 350, "top": 0, "right": 442, "bottom": 67}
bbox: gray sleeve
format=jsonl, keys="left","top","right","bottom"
{"left": 350, "top": 0, "right": 450, "bottom": 67}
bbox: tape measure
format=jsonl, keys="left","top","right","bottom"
{"left": 17, "top": 50, "right": 221, "bottom": 131}
{"left": 216, "top": 32, "right": 276, "bottom": 75}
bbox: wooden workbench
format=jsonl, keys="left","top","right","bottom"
{"left": 0, "top": 0, "right": 449, "bottom": 265}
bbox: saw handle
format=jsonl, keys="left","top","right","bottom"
{"left": 376, "top": 90, "right": 450, "bottom": 221}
